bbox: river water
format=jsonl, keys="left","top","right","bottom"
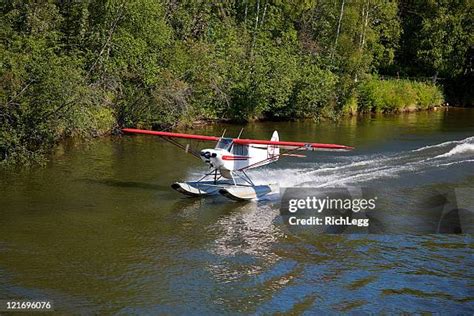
{"left": 1, "top": 109, "right": 473, "bottom": 314}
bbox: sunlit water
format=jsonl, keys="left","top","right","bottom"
{"left": 1, "top": 109, "right": 473, "bottom": 313}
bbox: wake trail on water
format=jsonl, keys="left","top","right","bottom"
{"left": 433, "top": 143, "right": 474, "bottom": 159}
{"left": 247, "top": 136, "right": 474, "bottom": 188}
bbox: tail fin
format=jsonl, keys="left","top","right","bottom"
{"left": 268, "top": 131, "right": 280, "bottom": 159}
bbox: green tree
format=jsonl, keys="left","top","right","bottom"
{"left": 416, "top": 0, "right": 473, "bottom": 79}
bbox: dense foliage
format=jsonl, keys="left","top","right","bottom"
{"left": 357, "top": 78, "right": 444, "bottom": 113}
{"left": 1, "top": 0, "right": 472, "bottom": 165}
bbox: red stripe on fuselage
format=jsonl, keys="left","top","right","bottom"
{"left": 222, "top": 155, "right": 250, "bottom": 161}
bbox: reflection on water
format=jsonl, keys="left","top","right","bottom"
{"left": 208, "top": 202, "right": 282, "bottom": 281}
{"left": 0, "top": 108, "right": 473, "bottom": 313}
{"left": 78, "top": 178, "right": 170, "bottom": 191}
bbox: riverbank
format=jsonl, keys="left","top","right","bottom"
{"left": 0, "top": 77, "right": 446, "bottom": 169}
{"left": 187, "top": 78, "right": 446, "bottom": 126}
{"left": 1, "top": 97, "right": 453, "bottom": 170}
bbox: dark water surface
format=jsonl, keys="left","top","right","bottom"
{"left": 1, "top": 109, "right": 473, "bottom": 314}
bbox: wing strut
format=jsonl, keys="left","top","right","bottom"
{"left": 237, "top": 128, "right": 244, "bottom": 139}
{"left": 160, "top": 136, "right": 202, "bottom": 160}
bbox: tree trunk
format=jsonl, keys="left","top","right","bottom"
{"left": 251, "top": 0, "right": 260, "bottom": 56}
{"left": 244, "top": 0, "right": 248, "bottom": 22}
{"left": 361, "top": 0, "right": 370, "bottom": 49}
{"left": 332, "top": 0, "right": 345, "bottom": 58}
{"left": 261, "top": 0, "right": 268, "bottom": 27}
{"left": 254, "top": 0, "right": 260, "bottom": 32}
{"left": 359, "top": 3, "right": 365, "bottom": 48}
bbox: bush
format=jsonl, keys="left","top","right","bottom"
{"left": 294, "top": 63, "right": 338, "bottom": 119}
{"left": 357, "top": 78, "right": 444, "bottom": 112}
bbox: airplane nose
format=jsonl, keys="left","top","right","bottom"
{"left": 200, "top": 150, "right": 218, "bottom": 158}
{"left": 200, "top": 151, "right": 217, "bottom": 159}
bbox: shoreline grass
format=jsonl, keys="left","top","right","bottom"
{"left": 354, "top": 79, "right": 444, "bottom": 113}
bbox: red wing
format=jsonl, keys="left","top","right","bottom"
{"left": 122, "top": 128, "right": 220, "bottom": 142}
{"left": 233, "top": 138, "right": 354, "bottom": 151}
{"left": 122, "top": 128, "right": 354, "bottom": 150}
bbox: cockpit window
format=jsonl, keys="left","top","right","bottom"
{"left": 231, "top": 144, "right": 249, "bottom": 156}
{"left": 216, "top": 138, "right": 233, "bottom": 150}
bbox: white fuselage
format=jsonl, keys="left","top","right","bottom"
{"left": 199, "top": 147, "right": 255, "bottom": 171}
{"left": 199, "top": 135, "right": 279, "bottom": 179}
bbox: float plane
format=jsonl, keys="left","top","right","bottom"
{"left": 122, "top": 128, "right": 354, "bottom": 201}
